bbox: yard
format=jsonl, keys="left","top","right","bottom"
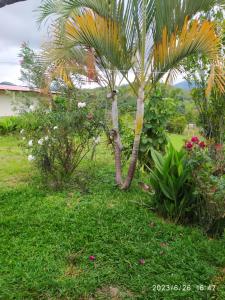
{"left": 0, "top": 135, "right": 225, "bottom": 300}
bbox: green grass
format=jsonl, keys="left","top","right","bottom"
{"left": 168, "top": 134, "right": 186, "bottom": 150}
{"left": 0, "top": 135, "right": 225, "bottom": 300}
{"left": 0, "top": 136, "right": 30, "bottom": 189}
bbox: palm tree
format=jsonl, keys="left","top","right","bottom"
{"left": 39, "top": 0, "right": 223, "bottom": 189}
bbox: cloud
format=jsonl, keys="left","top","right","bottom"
{"left": 0, "top": 0, "right": 48, "bottom": 84}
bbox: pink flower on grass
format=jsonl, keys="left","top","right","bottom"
{"left": 89, "top": 255, "right": 96, "bottom": 261}
{"left": 191, "top": 136, "right": 199, "bottom": 143}
{"left": 139, "top": 259, "right": 145, "bottom": 265}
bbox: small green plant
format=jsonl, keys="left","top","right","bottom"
{"left": 149, "top": 144, "right": 194, "bottom": 223}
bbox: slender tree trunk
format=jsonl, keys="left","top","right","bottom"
{"left": 122, "top": 85, "right": 145, "bottom": 190}
{"left": 111, "top": 93, "right": 123, "bottom": 186}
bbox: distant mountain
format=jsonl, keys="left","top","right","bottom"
{"left": 0, "top": 81, "right": 16, "bottom": 86}
{"left": 174, "top": 80, "right": 195, "bottom": 90}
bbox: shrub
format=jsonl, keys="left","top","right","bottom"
{"left": 167, "top": 115, "right": 187, "bottom": 134}
{"left": 21, "top": 96, "right": 102, "bottom": 189}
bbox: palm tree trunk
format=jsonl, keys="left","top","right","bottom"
{"left": 111, "top": 93, "right": 123, "bottom": 186}
{"left": 122, "top": 85, "right": 145, "bottom": 190}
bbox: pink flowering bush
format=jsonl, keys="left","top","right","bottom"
{"left": 184, "top": 137, "right": 225, "bottom": 236}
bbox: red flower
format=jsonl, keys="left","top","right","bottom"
{"left": 191, "top": 136, "right": 199, "bottom": 143}
{"left": 185, "top": 142, "right": 193, "bottom": 150}
{"left": 215, "top": 144, "right": 223, "bottom": 152}
{"left": 89, "top": 255, "right": 96, "bottom": 261}
{"left": 199, "top": 141, "right": 206, "bottom": 149}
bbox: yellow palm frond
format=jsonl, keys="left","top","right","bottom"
{"left": 206, "top": 61, "right": 225, "bottom": 95}
{"left": 153, "top": 18, "right": 220, "bottom": 83}
{"left": 65, "top": 10, "right": 129, "bottom": 71}
{"left": 42, "top": 38, "right": 99, "bottom": 87}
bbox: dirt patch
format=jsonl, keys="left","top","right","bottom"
{"left": 64, "top": 265, "right": 83, "bottom": 277}
{"left": 81, "top": 286, "right": 134, "bottom": 300}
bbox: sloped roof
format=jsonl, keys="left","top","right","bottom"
{"left": 0, "top": 85, "right": 40, "bottom": 92}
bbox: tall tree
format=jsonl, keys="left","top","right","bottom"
{"left": 39, "top": 0, "right": 224, "bottom": 189}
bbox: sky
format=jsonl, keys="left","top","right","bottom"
{"left": 0, "top": 0, "right": 184, "bottom": 87}
{"left": 0, "top": 0, "right": 47, "bottom": 85}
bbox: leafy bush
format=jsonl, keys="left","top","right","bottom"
{"left": 167, "top": 115, "right": 187, "bottom": 134}
{"left": 21, "top": 96, "right": 102, "bottom": 189}
{"left": 138, "top": 93, "right": 172, "bottom": 170}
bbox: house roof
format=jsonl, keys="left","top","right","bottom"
{"left": 0, "top": 85, "right": 40, "bottom": 93}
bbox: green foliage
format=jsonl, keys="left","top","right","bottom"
{"left": 21, "top": 96, "right": 102, "bottom": 189}
{"left": 0, "top": 116, "right": 19, "bottom": 135}
{"left": 139, "top": 86, "right": 187, "bottom": 170}
{"left": 0, "top": 114, "right": 40, "bottom": 135}
{"left": 138, "top": 93, "right": 173, "bottom": 170}
{"left": 120, "top": 86, "right": 189, "bottom": 170}
{"left": 149, "top": 144, "right": 194, "bottom": 223}
{"left": 167, "top": 115, "right": 187, "bottom": 134}
{"left": 184, "top": 100, "right": 198, "bottom": 123}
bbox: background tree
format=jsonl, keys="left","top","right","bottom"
{"left": 19, "top": 42, "right": 46, "bottom": 89}
{"left": 183, "top": 8, "right": 225, "bottom": 143}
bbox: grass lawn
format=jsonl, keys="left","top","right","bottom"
{"left": 0, "top": 135, "right": 225, "bottom": 299}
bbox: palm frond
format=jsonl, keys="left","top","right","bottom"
{"left": 153, "top": 0, "right": 223, "bottom": 43}
{"left": 64, "top": 11, "right": 131, "bottom": 71}
{"left": 153, "top": 18, "right": 220, "bottom": 83}
{"left": 38, "top": 0, "right": 66, "bottom": 24}
{"left": 206, "top": 61, "right": 225, "bottom": 95}
{"left": 42, "top": 38, "right": 93, "bottom": 87}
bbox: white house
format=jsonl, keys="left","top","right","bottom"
{"left": 0, "top": 85, "right": 46, "bottom": 117}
